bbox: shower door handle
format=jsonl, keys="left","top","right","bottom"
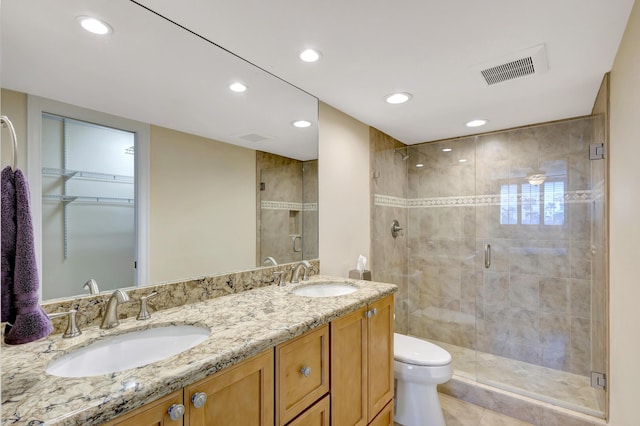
{"left": 484, "top": 244, "right": 491, "bottom": 269}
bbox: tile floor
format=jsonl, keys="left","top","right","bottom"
{"left": 395, "top": 393, "right": 535, "bottom": 426}
{"left": 439, "top": 393, "right": 534, "bottom": 426}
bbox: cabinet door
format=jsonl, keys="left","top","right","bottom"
{"left": 330, "top": 306, "right": 368, "bottom": 426}
{"left": 184, "top": 350, "right": 274, "bottom": 426}
{"left": 286, "top": 394, "right": 330, "bottom": 426}
{"left": 103, "top": 390, "right": 184, "bottom": 426}
{"left": 367, "top": 294, "right": 394, "bottom": 423}
{"left": 276, "top": 325, "right": 330, "bottom": 426}
{"left": 368, "top": 400, "right": 393, "bottom": 426}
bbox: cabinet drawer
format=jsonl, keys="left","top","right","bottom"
{"left": 368, "top": 399, "right": 393, "bottom": 426}
{"left": 287, "top": 394, "right": 330, "bottom": 426}
{"left": 276, "top": 325, "right": 330, "bottom": 425}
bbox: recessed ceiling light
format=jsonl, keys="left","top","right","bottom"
{"left": 459, "top": 159, "right": 468, "bottom": 163}
{"left": 385, "top": 93, "right": 412, "bottom": 104}
{"left": 77, "top": 16, "right": 112, "bottom": 35}
{"left": 299, "top": 49, "right": 322, "bottom": 63}
{"left": 292, "top": 120, "right": 312, "bottom": 128}
{"left": 466, "top": 119, "right": 488, "bottom": 128}
{"left": 415, "top": 163, "right": 424, "bottom": 168}
{"left": 442, "top": 148, "right": 452, "bottom": 152}
{"left": 229, "top": 82, "right": 247, "bottom": 93}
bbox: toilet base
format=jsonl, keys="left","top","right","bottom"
{"left": 394, "top": 380, "right": 445, "bottom": 426}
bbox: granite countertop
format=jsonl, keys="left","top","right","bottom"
{"left": 1, "top": 275, "right": 396, "bottom": 425}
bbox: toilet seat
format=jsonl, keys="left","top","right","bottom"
{"left": 394, "top": 333, "right": 452, "bottom": 366}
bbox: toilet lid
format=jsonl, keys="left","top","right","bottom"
{"left": 394, "top": 333, "right": 452, "bottom": 366}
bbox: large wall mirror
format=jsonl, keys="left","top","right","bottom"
{"left": 1, "top": 0, "right": 319, "bottom": 300}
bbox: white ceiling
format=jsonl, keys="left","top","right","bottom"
{"left": 2, "top": 1, "right": 635, "bottom": 160}
{"left": 137, "top": 0, "right": 634, "bottom": 144}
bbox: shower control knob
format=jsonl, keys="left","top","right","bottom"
{"left": 167, "top": 403, "right": 185, "bottom": 421}
{"left": 301, "top": 366, "right": 312, "bottom": 377}
{"left": 191, "top": 392, "right": 207, "bottom": 409}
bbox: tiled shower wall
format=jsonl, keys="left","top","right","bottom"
{"left": 372, "top": 116, "right": 606, "bottom": 377}
{"left": 256, "top": 152, "right": 318, "bottom": 266}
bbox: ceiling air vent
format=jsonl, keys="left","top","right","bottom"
{"left": 481, "top": 57, "right": 535, "bottom": 85}
{"left": 238, "top": 132, "right": 271, "bottom": 143}
{"left": 475, "top": 44, "right": 549, "bottom": 86}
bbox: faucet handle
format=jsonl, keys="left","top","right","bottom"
{"left": 273, "top": 271, "right": 286, "bottom": 286}
{"left": 137, "top": 291, "right": 159, "bottom": 321}
{"left": 48, "top": 307, "right": 82, "bottom": 338}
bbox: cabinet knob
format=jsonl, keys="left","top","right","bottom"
{"left": 191, "top": 392, "right": 207, "bottom": 409}
{"left": 365, "top": 310, "right": 372, "bottom": 319}
{"left": 167, "top": 403, "right": 185, "bottom": 421}
{"left": 300, "top": 366, "right": 312, "bottom": 377}
{"left": 371, "top": 308, "right": 378, "bottom": 316}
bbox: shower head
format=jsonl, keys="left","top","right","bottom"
{"left": 395, "top": 148, "right": 410, "bottom": 161}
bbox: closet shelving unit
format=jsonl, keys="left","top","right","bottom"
{"left": 42, "top": 167, "right": 135, "bottom": 257}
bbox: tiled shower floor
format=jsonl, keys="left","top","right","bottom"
{"left": 431, "top": 339, "right": 605, "bottom": 418}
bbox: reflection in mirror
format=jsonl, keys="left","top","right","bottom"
{"left": 257, "top": 156, "right": 318, "bottom": 266}
{"left": 1, "top": 0, "right": 319, "bottom": 301}
{"left": 41, "top": 113, "right": 137, "bottom": 300}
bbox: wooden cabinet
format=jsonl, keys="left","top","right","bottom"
{"left": 184, "top": 349, "right": 274, "bottom": 426}
{"left": 103, "top": 390, "right": 184, "bottom": 426}
{"left": 275, "top": 324, "right": 330, "bottom": 426}
{"left": 101, "top": 294, "right": 394, "bottom": 426}
{"left": 286, "top": 395, "right": 330, "bottom": 426}
{"left": 331, "top": 294, "right": 394, "bottom": 426}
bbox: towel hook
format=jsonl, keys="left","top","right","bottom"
{"left": 0, "top": 116, "right": 18, "bottom": 171}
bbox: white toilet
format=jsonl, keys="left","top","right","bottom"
{"left": 394, "top": 333, "right": 453, "bottom": 426}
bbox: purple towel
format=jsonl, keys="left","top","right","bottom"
{"left": 2, "top": 166, "right": 52, "bottom": 344}
{"left": 1, "top": 166, "right": 16, "bottom": 322}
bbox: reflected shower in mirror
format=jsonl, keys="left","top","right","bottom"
{"left": 0, "top": 0, "right": 319, "bottom": 300}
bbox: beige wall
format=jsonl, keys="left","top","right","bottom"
{"left": 318, "top": 102, "right": 371, "bottom": 277}
{"left": 608, "top": 1, "right": 640, "bottom": 424}
{"left": 0, "top": 89, "right": 27, "bottom": 171}
{"left": 150, "top": 125, "right": 256, "bottom": 283}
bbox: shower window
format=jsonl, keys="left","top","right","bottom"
{"left": 499, "top": 180, "right": 565, "bottom": 226}
{"left": 543, "top": 180, "right": 565, "bottom": 225}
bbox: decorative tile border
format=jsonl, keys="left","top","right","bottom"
{"left": 374, "top": 190, "right": 593, "bottom": 208}
{"left": 261, "top": 201, "right": 318, "bottom": 211}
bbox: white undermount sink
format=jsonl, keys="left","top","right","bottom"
{"left": 292, "top": 282, "right": 358, "bottom": 298}
{"left": 45, "top": 325, "right": 210, "bottom": 378}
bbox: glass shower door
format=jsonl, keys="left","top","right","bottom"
{"left": 475, "top": 118, "right": 606, "bottom": 417}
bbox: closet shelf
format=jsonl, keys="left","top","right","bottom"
{"left": 42, "top": 167, "right": 134, "bottom": 184}
{"left": 43, "top": 194, "right": 134, "bottom": 205}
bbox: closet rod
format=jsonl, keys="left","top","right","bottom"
{"left": 0, "top": 116, "right": 18, "bottom": 171}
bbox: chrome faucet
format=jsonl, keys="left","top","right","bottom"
{"left": 83, "top": 279, "right": 100, "bottom": 295}
{"left": 290, "top": 260, "right": 312, "bottom": 284}
{"left": 100, "top": 289, "right": 130, "bottom": 329}
{"left": 263, "top": 256, "right": 278, "bottom": 266}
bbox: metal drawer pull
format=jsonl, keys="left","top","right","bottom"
{"left": 301, "top": 366, "right": 312, "bottom": 377}
{"left": 364, "top": 308, "right": 378, "bottom": 318}
{"left": 191, "top": 392, "right": 207, "bottom": 409}
{"left": 167, "top": 404, "right": 185, "bottom": 421}
{"left": 484, "top": 243, "right": 491, "bottom": 269}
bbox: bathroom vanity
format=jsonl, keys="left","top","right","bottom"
{"left": 1, "top": 276, "right": 396, "bottom": 425}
